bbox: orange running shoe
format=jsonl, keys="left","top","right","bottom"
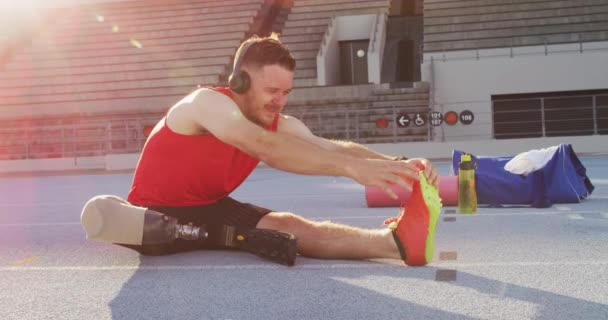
{"left": 385, "top": 171, "right": 442, "bottom": 266}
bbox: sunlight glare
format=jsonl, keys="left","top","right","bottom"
{"left": 129, "top": 39, "right": 143, "bottom": 49}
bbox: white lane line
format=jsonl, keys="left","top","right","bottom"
{"left": 0, "top": 192, "right": 363, "bottom": 208}
{"left": 567, "top": 213, "right": 585, "bottom": 220}
{"left": 435, "top": 261, "right": 608, "bottom": 267}
{"left": 1, "top": 210, "right": 604, "bottom": 228}
{"left": 310, "top": 215, "right": 389, "bottom": 220}
{"left": 455, "top": 210, "right": 597, "bottom": 217}
{"left": 311, "top": 210, "right": 603, "bottom": 220}
{"left": 590, "top": 179, "right": 608, "bottom": 185}
{"left": 2, "top": 260, "right": 608, "bottom": 272}
{"left": 0, "top": 201, "right": 81, "bottom": 208}
{"left": 0, "top": 264, "right": 387, "bottom": 272}
{"left": 0, "top": 222, "right": 80, "bottom": 227}
{"left": 238, "top": 192, "right": 362, "bottom": 200}
{"left": 555, "top": 206, "right": 572, "bottom": 211}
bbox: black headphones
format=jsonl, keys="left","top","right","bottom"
{"left": 229, "top": 40, "right": 257, "bottom": 94}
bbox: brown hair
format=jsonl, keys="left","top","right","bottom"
{"left": 233, "top": 33, "right": 296, "bottom": 72}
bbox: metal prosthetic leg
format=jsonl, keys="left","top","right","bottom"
{"left": 80, "top": 195, "right": 208, "bottom": 246}
{"left": 81, "top": 195, "right": 297, "bottom": 266}
{"left": 220, "top": 226, "right": 297, "bottom": 267}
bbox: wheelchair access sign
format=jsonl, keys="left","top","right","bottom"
{"left": 397, "top": 113, "right": 427, "bottom": 127}
{"left": 396, "top": 111, "right": 473, "bottom": 127}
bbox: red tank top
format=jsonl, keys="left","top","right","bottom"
{"left": 127, "top": 87, "right": 279, "bottom": 206}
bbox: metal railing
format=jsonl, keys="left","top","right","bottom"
{"left": 0, "top": 105, "right": 431, "bottom": 160}
{"left": 492, "top": 93, "right": 608, "bottom": 139}
{"left": 284, "top": 105, "right": 430, "bottom": 143}
{"left": 1, "top": 92, "right": 604, "bottom": 160}
{"left": 423, "top": 38, "right": 608, "bottom": 63}
{"left": 0, "top": 115, "right": 160, "bottom": 160}
{"left": 427, "top": 92, "right": 607, "bottom": 141}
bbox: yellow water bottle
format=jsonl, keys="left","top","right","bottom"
{"left": 458, "top": 154, "right": 477, "bottom": 214}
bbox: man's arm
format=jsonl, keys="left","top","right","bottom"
{"left": 277, "top": 114, "right": 402, "bottom": 161}
{"left": 329, "top": 140, "right": 400, "bottom": 160}
{"left": 184, "top": 88, "right": 421, "bottom": 198}
{"left": 277, "top": 114, "right": 440, "bottom": 187}
{"left": 186, "top": 88, "right": 351, "bottom": 177}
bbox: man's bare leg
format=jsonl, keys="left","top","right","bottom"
{"left": 256, "top": 212, "right": 401, "bottom": 260}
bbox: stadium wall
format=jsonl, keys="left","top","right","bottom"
{"left": 421, "top": 41, "right": 608, "bottom": 141}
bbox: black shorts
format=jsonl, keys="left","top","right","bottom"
{"left": 145, "top": 197, "right": 272, "bottom": 229}
{"left": 120, "top": 197, "right": 273, "bottom": 256}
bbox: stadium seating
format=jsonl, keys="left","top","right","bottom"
{"left": 0, "top": 0, "right": 265, "bottom": 159}
{"left": 424, "top": 0, "right": 608, "bottom": 52}
{"left": 0, "top": 0, "right": 263, "bottom": 117}
{"left": 0, "top": 0, "right": 432, "bottom": 160}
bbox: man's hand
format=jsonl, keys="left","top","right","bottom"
{"left": 348, "top": 158, "right": 423, "bottom": 200}
{"left": 401, "top": 158, "right": 440, "bottom": 188}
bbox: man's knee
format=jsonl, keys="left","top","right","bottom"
{"left": 257, "top": 212, "right": 309, "bottom": 233}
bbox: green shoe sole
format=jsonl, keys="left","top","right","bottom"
{"left": 418, "top": 172, "right": 443, "bottom": 263}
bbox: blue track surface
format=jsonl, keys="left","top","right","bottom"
{"left": 1, "top": 156, "right": 607, "bottom": 319}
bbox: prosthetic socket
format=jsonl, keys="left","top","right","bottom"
{"left": 81, "top": 195, "right": 297, "bottom": 266}
{"left": 80, "top": 195, "right": 207, "bottom": 246}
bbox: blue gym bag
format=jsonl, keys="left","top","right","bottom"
{"left": 451, "top": 144, "right": 594, "bottom": 208}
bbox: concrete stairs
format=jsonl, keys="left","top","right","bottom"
{"left": 280, "top": 0, "right": 391, "bottom": 87}
{"left": 423, "top": 0, "right": 608, "bottom": 52}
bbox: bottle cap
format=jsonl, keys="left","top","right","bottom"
{"left": 461, "top": 154, "right": 471, "bottom": 162}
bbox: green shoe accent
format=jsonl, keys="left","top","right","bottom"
{"left": 387, "top": 221, "right": 397, "bottom": 230}
{"left": 391, "top": 229, "right": 407, "bottom": 262}
{"left": 418, "top": 171, "right": 443, "bottom": 263}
